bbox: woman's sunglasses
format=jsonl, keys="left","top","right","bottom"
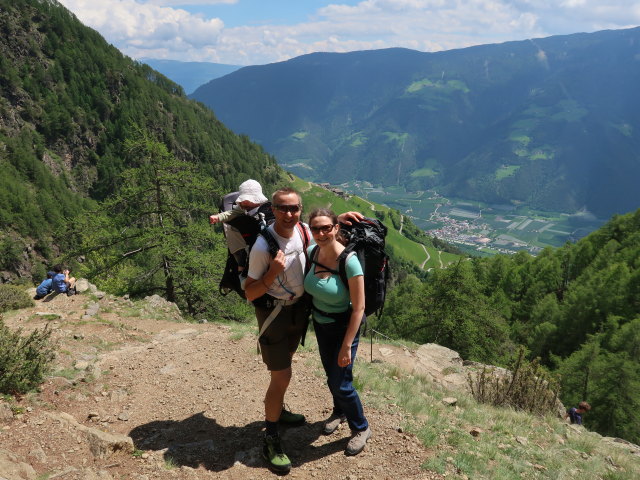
{"left": 309, "top": 224, "right": 336, "bottom": 234}
{"left": 273, "top": 204, "right": 301, "bottom": 213}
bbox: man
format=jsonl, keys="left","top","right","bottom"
{"left": 244, "top": 187, "right": 362, "bottom": 473}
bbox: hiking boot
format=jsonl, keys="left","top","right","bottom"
{"left": 323, "top": 413, "right": 346, "bottom": 435}
{"left": 345, "top": 427, "right": 371, "bottom": 456}
{"left": 66, "top": 287, "right": 76, "bottom": 297}
{"left": 262, "top": 433, "right": 291, "bottom": 474}
{"left": 279, "top": 406, "right": 305, "bottom": 426}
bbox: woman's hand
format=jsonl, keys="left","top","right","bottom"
{"left": 338, "top": 343, "right": 352, "bottom": 367}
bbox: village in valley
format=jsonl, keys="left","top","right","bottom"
{"left": 336, "top": 182, "right": 604, "bottom": 256}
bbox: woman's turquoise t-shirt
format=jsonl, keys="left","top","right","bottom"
{"left": 303, "top": 246, "right": 363, "bottom": 324}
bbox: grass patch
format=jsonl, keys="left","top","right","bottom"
{"left": 290, "top": 131, "right": 309, "bottom": 140}
{"left": 495, "top": 165, "right": 520, "bottom": 180}
{"left": 410, "top": 167, "right": 438, "bottom": 178}
{"left": 346, "top": 341, "right": 640, "bottom": 479}
{"left": 406, "top": 78, "right": 435, "bottom": 93}
{"left": 228, "top": 330, "right": 245, "bottom": 341}
{"left": 382, "top": 132, "right": 409, "bottom": 144}
{"left": 163, "top": 456, "right": 178, "bottom": 469}
{"left": 52, "top": 367, "right": 77, "bottom": 380}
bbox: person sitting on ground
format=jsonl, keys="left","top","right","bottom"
{"left": 34, "top": 271, "right": 56, "bottom": 300}
{"left": 51, "top": 264, "right": 77, "bottom": 296}
{"left": 565, "top": 401, "right": 591, "bottom": 425}
{"left": 209, "top": 179, "right": 269, "bottom": 280}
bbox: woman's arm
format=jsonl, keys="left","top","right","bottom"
{"left": 337, "top": 274, "right": 365, "bottom": 367}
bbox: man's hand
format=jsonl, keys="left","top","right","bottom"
{"left": 209, "top": 215, "right": 219, "bottom": 224}
{"left": 269, "top": 250, "right": 286, "bottom": 276}
{"left": 337, "top": 211, "right": 364, "bottom": 226}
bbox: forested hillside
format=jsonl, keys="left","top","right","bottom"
{"left": 376, "top": 208, "right": 640, "bottom": 443}
{"left": 0, "top": 0, "right": 445, "bottom": 321}
{"left": 193, "top": 29, "right": 640, "bottom": 218}
{"left": 0, "top": 0, "right": 280, "bottom": 287}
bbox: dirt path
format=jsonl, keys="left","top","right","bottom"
{"left": 1, "top": 292, "right": 443, "bottom": 480}
{"left": 419, "top": 245, "right": 431, "bottom": 270}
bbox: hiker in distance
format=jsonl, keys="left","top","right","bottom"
{"left": 304, "top": 208, "right": 371, "bottom": 456}
{"left": 51, "top": 264, "right": 77, "bottom": 296}
{"left": 243, "top": 187, "right": 363, "bottom": 474}
{"left": 565, "top": 401, "right": 591, "bottom": 425}
{"left": 34, "top": 270, "right": 56, "bottom": 300}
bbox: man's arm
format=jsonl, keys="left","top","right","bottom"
{"left": 244, "top": 250, "right": 286, "bottom": 301}
{"left": 337, "top": 211, "right": 364, "bottom": 225}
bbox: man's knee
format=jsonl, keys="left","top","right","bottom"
{"left": 270, "top": 367, "right": 292, "bottom": 388}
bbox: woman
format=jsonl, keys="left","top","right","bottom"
{"left": 304, "top": 208, "right": 371, "bottom": 456}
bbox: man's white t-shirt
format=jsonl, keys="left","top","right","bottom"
{"left": 247, "top": 224, "right": 311, "bottom": 300}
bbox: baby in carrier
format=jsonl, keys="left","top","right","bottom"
{"left": 210, "top": 179, "right": 271, "bottom": 288}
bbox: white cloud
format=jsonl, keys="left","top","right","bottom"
{"left": 147, "top": 0, "right": 237, "bottom": 5}
{"left": 59, "top": 0, "right": 224, "bottom": 52}
{"left": 59, "top": 0, "right": 640, "bottom": 65}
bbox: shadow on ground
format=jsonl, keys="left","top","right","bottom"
{"left": 130, "top": 412, "right": 349, "bottom": 472}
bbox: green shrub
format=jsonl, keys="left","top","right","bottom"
{"left": 468, "top": 346, "right": 560, "bottom": 416}
{"left": 0, "top": 317, "right": 56, "bottom": 394}
{"left": 0, "top": 284, "right": 34, "bottom": 313}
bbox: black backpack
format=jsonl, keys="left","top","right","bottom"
{"left": 310, "top": 217, "right": 390, "bottom": 318}
{"left": 218, "top": 191, "right": 275, "bottom": 298}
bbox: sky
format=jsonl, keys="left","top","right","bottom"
{"left": 58, "top": 0, "right": 640, "bottom": 66}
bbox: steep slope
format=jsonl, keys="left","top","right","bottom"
{"left": 0, "top": 0, "right": 281, "bottom": 282}
{"left": 192, "top": 28, "right": 640, "bottom": 218}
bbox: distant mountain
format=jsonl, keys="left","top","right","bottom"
{"left": 192, "top": 28, "right": 640, "bottom": 218}
{"left": 141, "top": 59, "right": 242, "bottom": 94}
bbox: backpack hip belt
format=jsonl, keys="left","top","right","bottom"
{"left": 311, "top": 304, "right": 352, "bottom": 323}
{"left": 256, "top": 296, "right": 301, "bottom": 353}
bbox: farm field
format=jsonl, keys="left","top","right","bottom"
{"left": 341, "top": 181, "right": 605, "bottom": 255}
{"left": 290, "top": 178, "right": 448, "bottom": 268}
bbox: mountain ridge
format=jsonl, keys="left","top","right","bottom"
{"left": 192, "top": 27, "right": 640, "bottom": 218}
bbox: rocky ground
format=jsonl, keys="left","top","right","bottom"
{"left": 1, "top": 288, "right": 446, "bottom": 480}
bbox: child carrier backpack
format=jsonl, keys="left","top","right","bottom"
{"left": 310, "top": 217, "right": 390, "bottom": 318}
{"left": 218, "top": 191, "right": 275, "bottom": 298}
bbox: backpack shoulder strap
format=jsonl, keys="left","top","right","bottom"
{"left": 296, "top": 222, "right": 311, "bottom": 249}
{"left": 310, "top": 245, "right": 319, "bottom": 263}
{"left": 311, "top": 245, "right": 340, "bottom": 275}
{"left": 297, "top": 222, "right": 312, "bottom": 273}
{"left": 337, "top": 250, "right": 356, "bottom": 290}
{"left": 259, "top": 227, "right": 280, "bottom": 258}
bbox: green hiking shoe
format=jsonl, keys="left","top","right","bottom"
{"left": 279, "top": 406, "right": 305, "bottom": 426}
{"left": 263, "top": 433, "right": 291, "bottom": 473}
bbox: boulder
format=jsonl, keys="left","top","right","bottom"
{"left": 46, "top": 412, "right": 134, "bottom": 459}
{"left": 413, "top": 344, "right": 468, "bottom": 391}
{"left": 0, "top": 449, "right": 37, "bottom": 480}
{"left": 75, "top": 278, "right": 92, "bottom": 293}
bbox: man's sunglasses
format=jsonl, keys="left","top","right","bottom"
{"left": 273, "top": 204, "right": 301, "bottom": 213}
{"left": 309, "top": 224, "right": 336, "bottom": 234}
